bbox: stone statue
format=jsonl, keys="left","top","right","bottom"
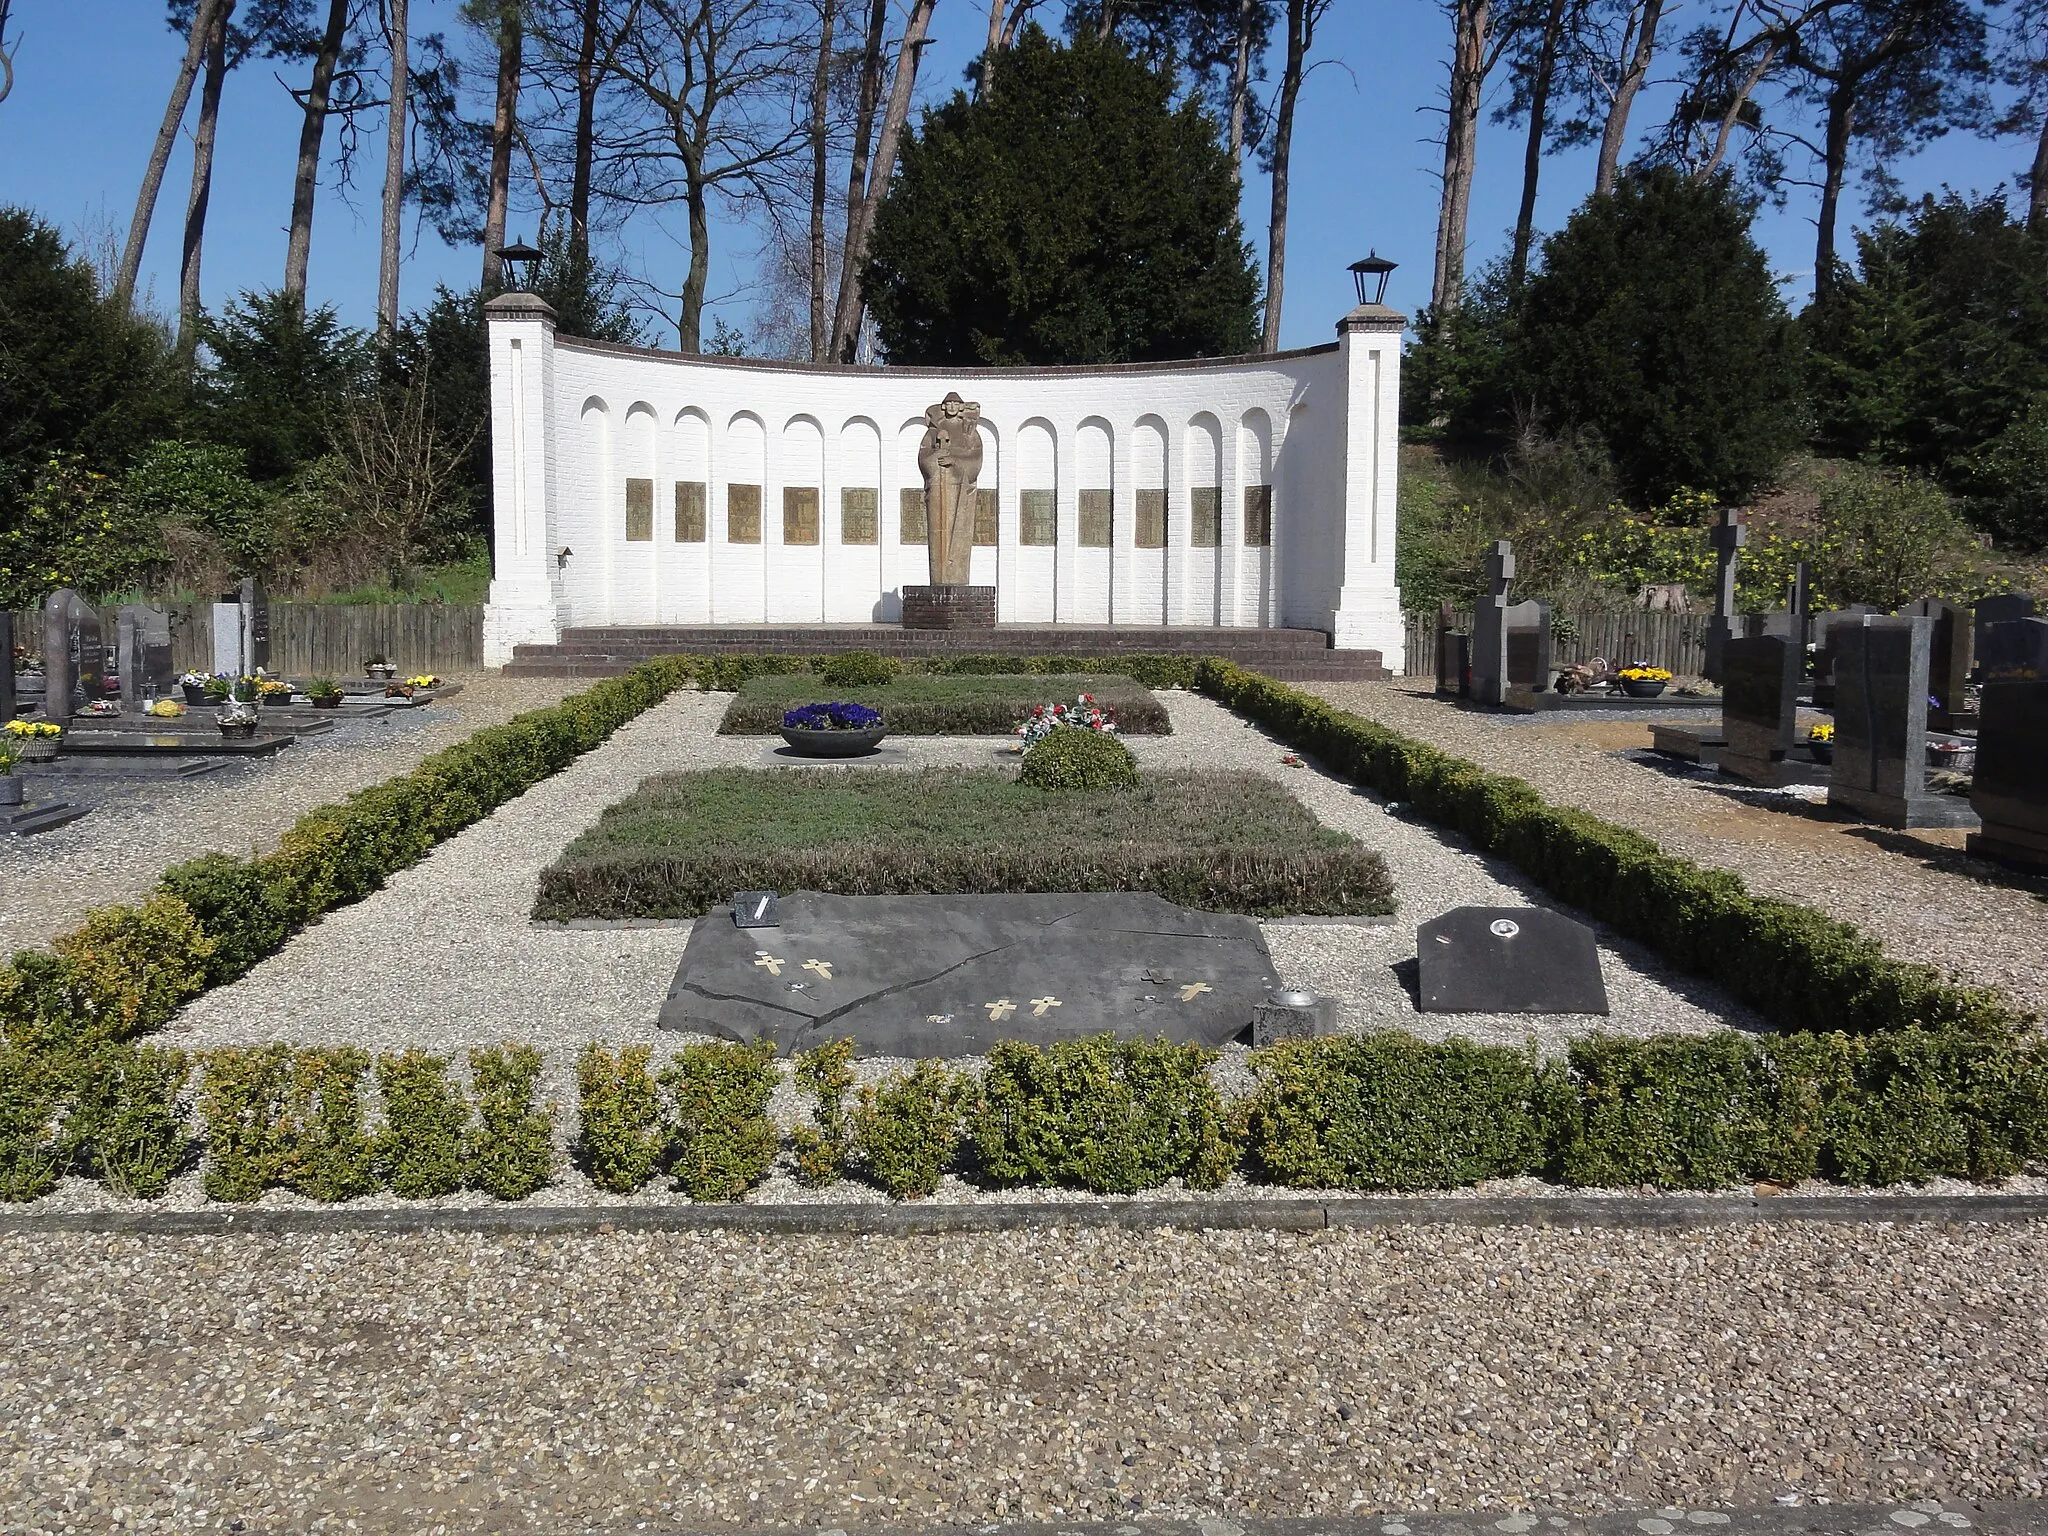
{"left": 917, "top": 392, "right": 984, "bottom": 586}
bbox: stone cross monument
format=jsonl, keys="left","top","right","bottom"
{"left": 1704, "top": 508, "right": 1747, "bottom": 684}
{"left": 1470, "top": 540, "right": 1516, "bottom": 707}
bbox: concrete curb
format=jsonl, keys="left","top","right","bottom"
{"left": 6, "top": 1192, "right": 2048, "bottom": 1238}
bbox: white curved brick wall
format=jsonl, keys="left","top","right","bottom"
{"left": 484, "top": 295, "right": 1405, "bottom": 667}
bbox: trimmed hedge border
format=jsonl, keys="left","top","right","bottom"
{"left": 1190, "top": 659, "right": 2034, "bottom": 1040}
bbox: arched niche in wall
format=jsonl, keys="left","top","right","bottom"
{"left": 832, "top": 416, "right": 884, "bottom": 620}
{"left": 774, "top": 415, "right": 826, "bottom": 621}
{"left": 616, "top": 403, "right": 660, "bottom": 621}
{"left": 1239, "top": 407, "right": 1276, "bottom": 627}
{"left": 575, "top": 397, "right": 611, "bottom": 613}
{"left": 667, "top": 406, "right": 713, "bottom": 622}
{"left": 1183, "top": 412, "right": 1223, "bottom": 623}
{"left": 1129, "top": 415, "right": 1170, "bottom": 624}
{"left": 969, "top": 418, "right": 1000, "bottom": 587}
{"left": 1072, "top": 416, "right": 1115, "bottom": 623}
{"left": 715, "top": 411, "right": 767, "bottom": 621}
{"left": 1014, "top": 417, "right": 1059, "bottom": 621}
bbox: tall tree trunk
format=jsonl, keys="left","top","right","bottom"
{"left": 1097, "top": 3, "right": 1114, "bottom": 41}
{"left": 1227, "top": 0, "right": 1255, "bottom": 180}
{"left": 0, "top": 0, "right": 17, "bottom": 106}
{"left": 377, "top": 0, "right": 411, "bottom": 343}
{"left": 571, "top": 0, "right": 603, "bottom": 271}
{"left": 179, "top": 0, "right": 232, "bottom": 357}
{"left": 117, "top": 0, "right": 226, "bottom": 307}
{"left": 1594, "top": 0, "right": 1663, "bottom": 195}
{"left": 1692, "top": 37, "right": 1777, "bottom": 185}
{"left": 831, "top": 0, "right": 936, "bottom": 360}
{"left": 680, "top": 169, "right": 711, "bottom": 351}
{"left": 833, "top": 0, "right": 888, "bottom": 350}
{"left": 1432, "top": 0, "right": 1489, "bottom": 313}
{"left": 2030, "top": 110, "right": 2048, "bottom": 233}
{"left": 482, "top": 0, "right": 523, "bottom": 288}
{"left": 284, "top": 0, "right": 350, "bottom": 302}
{"left": 1508, "top": 0, "right": 1566, "bottom": 289}
{"left": 980, "top": 0, "right": 1005, "bottom": 97}
{"left": 1813, "top": 84, "right": 1853, "bottom": 305}
{"left": 809, "top": 0, "right": 837, "bottom": 359}
{"left": 1262, "top": 0, "right": 1310, "bottom": 350}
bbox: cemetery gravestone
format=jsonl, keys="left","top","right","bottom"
{"left": 1973, "top": 594, "right": 2036, "bottom": 675}
{"left": 1469, "top": 541, "right": 1515, "bottom": 707}
{"left": 41, "top": 589, "right": 101, "bottom": 724}
{"left": 1827, "top": 616, "right": 1979, "bottom": 829}
{"left": 212, "top": 592, "right": 244, "bottom": 677}
{"left": 0, "top": 611, "right": 12, "bottom": 722}
{"left": 1434, "top": 601, "right": 1468, "bottom": 698}
{"left": 1415, "top": 907, "right": 1610, "bottom": 1015}
{"left": 1717, "top": 635, "right": 1801, "bottom": 787}
{"left": 1968, "top": 676, "right": 2048, "bottom": 872}
{"left": 1502, "top": 599, "right": 1554, "bottom": 702}
{"left": 240, "top": 576, "right": 270, "bottom": 674}
{"left": 1902, "top": 598, "right": 1972, "bottom": 731}
{"left": 1703, "top": 509, "right": 1747, "bottom": 685}
{"left": 1979, "top": 616, "right": 2048, "bottom": 680}
{"left": 117, "top": 606, "right": 175, "bottom": 712}
{"left": 1811, "top": 605, "right": 1879, "bottom": 708}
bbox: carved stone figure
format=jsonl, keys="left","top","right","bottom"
{"left": 917, "top": 392, "right": 984, "bottom": 586}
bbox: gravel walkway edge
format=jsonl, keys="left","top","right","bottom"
{"left": 9, "top": 1191, "right": 2048, "bottom": 1236}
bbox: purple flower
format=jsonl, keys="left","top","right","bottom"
{"left": 784, "top": 701, "right": 882, "bottom": 731}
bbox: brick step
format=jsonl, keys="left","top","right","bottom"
{"left": 505, "top": 657, "right": 1389, "bottom": 682}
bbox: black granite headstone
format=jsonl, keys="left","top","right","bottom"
{"left": 1973, "top": 594, "right": 2036, "bottom": 676}
{"left": 0, "top": 610, "right": 13, "bottom": 722}
{"left": 1704, "top": 509, "right": 1747, "bottom": 684}
{"left": 1901, "top": 598, "right": 1971, "bottom": 731}
{"left": 1436, "top": 632, "right": 1470, "bottom": 698}
{"left": 1718, "top": 635, "right": 1800, "bottom": 786}
{"left": 41, "top": 588, "right": 101, "bottom": 724}
{"left": 1979, "top": 617, "right": 2048, "bottom": 681}
{"left": 1810, "top": 605, "right": 1879, "bottom": 708}
{"left": 239, "top": 576, "right": 271, "bottom": 674}
{"left": 117, "top": 605, "right": 175, "bottom": 711}
{"left": 1968, "top": 678, "right": 2048, "bottom": 873}
{"left": 659, "top": 891, "right": 1279, "bottom": 1057}
{"left": 1503, "top": 599, "right": 1553, "bottom": 692}
{"left": 1827, "top": 616, "right": 1979, "bottom": 829}
{"left": 1415, "top": 906, "right": 1609, "bottom": 1015}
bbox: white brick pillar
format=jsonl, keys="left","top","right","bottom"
{"left": 1330, "top": 303, "right": 1406, "bottom": 666}
{"left": 484, "top": 292, "right": 564, "bottom": 667}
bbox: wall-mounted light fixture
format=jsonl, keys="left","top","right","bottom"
{"left": 556, "top": 546, "right": 573, "bottom": 568}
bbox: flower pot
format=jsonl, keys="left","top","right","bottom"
{"left": 366, "top": 663, "right": 397, "bottom": 680}
{"left": 182, "top": 683, "right": 207, "bottom": 705}
{"left": 779, "top": 724, "right": 889, "bottom": 758}
{"left": 14, "top": 738, "right": 57, "bottom": 762}
{"left": 0, "top": 777, "right": 22, "bottom": 806}
{"left": 1620, "top": 679, "right": 1668, "bottom": 698}
{"left": 311, "top": 695, "right": 343, "bottom": 710}
{"left": 1808, "top": 741, "right": 1834, "bottom": 765}
{"left": 219, "top": 720, "right": 259, "bottom": 740}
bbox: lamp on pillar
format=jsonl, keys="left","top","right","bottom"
{"left": 495, "top": 236, "right": 544, "bottom": 293}
{"left": 1349, "top": 252, "right": 1397, "bottom": 307}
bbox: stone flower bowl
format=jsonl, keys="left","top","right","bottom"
{"left": 779, "top": 703, "right": 888, "bottom": 757}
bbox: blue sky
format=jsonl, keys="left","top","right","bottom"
{"left": 0, "top": 1, "right": 2034, "bottom": 351}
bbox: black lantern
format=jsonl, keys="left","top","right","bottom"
{"left": 495, "top": 235, "right": 544, "bottom": 292}
{"left": 1349, "top": 251, "right": 1397, "bottom": 307}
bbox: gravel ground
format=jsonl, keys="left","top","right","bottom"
{"left": 2, "top": 1222, "right": 2045, "bottom": 1532}
{"left": 1309, "top": 683, "right": 2048, "bottom": 1019}
{"left": 0, "top": 674, "right": 579, "bottom": 956}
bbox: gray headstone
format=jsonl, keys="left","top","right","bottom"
{"left": 1810, "top": 605, "right": 1879, "bottom": 707}
{"left": 1968, "top": 678, "right": 2048, "bottom": 873}
{"left": 1469, "top": 541, "right": 1515, "bottom": 707}
{"left": 1503, "top": 599, "right": 1553, "bottom": 692}
{"left": 1901, "top": 598, "right": 1971, "bottom": 731}
{"left": 41, "top": 589, "right": 101, "bottom": 724}
{"left": 1704, "top": 510, "right": 1747, "bottom": 684}
{"left": 117, "top": 605, "right": 175, "bottom": 711}
{"left": 1718, "top": 635, "right": 1800, "bottom": 786}
{"left": 0, "top": 610, "right": 13, "bottom": 723}
{"left": 659, "top": 891, "right": 1278, "bottom": 1057}
{"left": 1973, "top": 594, "right": 2036, "bottom": 673}
{"left": 1415, "top": 907, "right": 1610, "bottom": 1015}
{"left": 212, "top": 597, "right": 244, "bottom": 677}
{"left": 239, "top": 576, "right": 271, "bottom": 673}
{"left": 1827, "top": 616, "right": 1979, "bottom": 829}
{"left": 1979, "top": 616, "right": 2048, "bottom": 681}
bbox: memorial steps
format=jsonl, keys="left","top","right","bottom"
{"left": 503, "top": 623, "right": 1392, "bottom": 682}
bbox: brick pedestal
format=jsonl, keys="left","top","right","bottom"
{"left": 900, "top": 585, "right": 997, "bottom": 630}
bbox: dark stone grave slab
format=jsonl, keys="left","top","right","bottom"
{"left": 54, "top": 728, "right": 295, "bottom": 758}
{"left": 1828, "top": 615, "right": 1979, "bottom": 829}
{"left": 1, "top": 794, "right": 91, "bottom": 836}
{"left": 1810, "top": 605, "right": 1879, "bottom": 708}
{"left": 1718, "top": 635, "right": 1800, "bottom": 787}
{"left": 1650, "top": 723, "right": 1725, "bottom": 765}
{"left": 117, "top": 605, "right": 175, "bottom": 712}
{"left": 659, "top": 891, "right": 1279, "bottom": 1057}
{"left": 1501, "top": 600, "right": 1557, "bottom": 711}
{"left": 1974, "top": 594, "right": 2037, "bottom": 675}
{"left": 1415, "top": 906, "right": 1609, "bottom": 1015}
{"left": 1980, "top": 617, "right": 2048, "bottom": 681}
{"left": 1902, "top": 598, "right": 1972, "bottom": 731}
{"left": 1968, "top": 678, "right": 2048, "bottom": 873}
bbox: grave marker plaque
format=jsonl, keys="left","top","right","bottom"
{"left": 42, "top": 588, "right": 100, "bottom": 724}
{"left": 1717, "top": 635, "right": 1801, "bottom": 786}
{"left": 1415, "top": 907, "right": 1609, "bottom": 1015}
{"left": 1827, "top": 615, "right": 1979, "bottom": 829}
{"left": 117, "top": 605, "right": 174, "bottom": 711}
{"left": 1967, "top": 678, "right": 2048, "bottom": 873}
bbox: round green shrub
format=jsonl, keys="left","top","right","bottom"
{"left": 820, "top": 650, "right": 901, "bottom": 688}
{"left": 1018, "top": 727, "right": 1139, "bottom": 790}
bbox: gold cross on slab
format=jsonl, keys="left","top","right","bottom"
{"left": 803, "top": 959, "right": 833, "bottom": 981}
{"left": 752, "top": 952, "right": 784, "bottom": 977}
{"left": 1178, "top": 982, "right": 1212, "bottom": 1002}
{"left": 985, "top": 998, "right": 1017, "bottom": 1022}
{"left": 1029, "top": 996, "right": 1061, "bottom": 1017}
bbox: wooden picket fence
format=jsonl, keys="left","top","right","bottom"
{"left": 8, "top": 603, "right": 485, "bottom": 677}
{"left": 1402, "top": 607, "right": 1709, "bottom": 680}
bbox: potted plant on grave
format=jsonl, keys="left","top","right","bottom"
{"left": 203, "top": 674, "right": 232, "bottom": 704}
{"left": 255, "top": 673, "right": 293, "bottom": 705}
{"left": 0, "top": 738, "right": 21, "bottom": 807}
{"left": 307, "top": 676, "right": 344, "bottom": 710}
{"left": 780, "top": 701, "right": 887, "bottom": 757}
{"left": 4, "top": 719, "right": 63, "bottom": 762}
{"left": 1616, "top": 665, "right": 1673, "bottom": 699}
{"left": 363, "top": 653, "right": 398, "bottom": 681}
{"left": 179, "top": 670, "right": 212, "bottom": 705}
{"left": 216, "top": 699, "right": 260, "bottom": 739}
{"left": 1807, "top": 720, "right": 1834, "bottom": 764}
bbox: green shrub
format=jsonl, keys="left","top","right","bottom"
{"left": 1018, "top": 727, "right": 1140, "bottom": 790}
{"left": 853, "top": 1062, "right": 972, "bottom": 1199}
{"left": 465, "top": 1044, "right": 554, "bottom": 1200}
{"left": 576, "top": 1043, "right": 667, "bottom": 1192}
{"left": 1243, "top": 1033, "right": 1544, "bottom": 1189}
{"left": 51, "top": 898, "right": 215, "bottom": 1042}
{"left": 820, "top": 649, "right": 901, "bottom": 687}
{"left": 375, "top": 1050, "right": 467, "bottom": 1198}
{"left": 660, "top": 1041, "right": 780, "bottom": 1201}
{"left": 970, "top": 1036, "right": 1234, "bottom": 1193}
{"left": 0, "top": 1047, "right": 69, "bottom": 1201}
{"left": 67, "top": 1044, "right": 191, "bottom": 1198}
{"left": 1553, "top": 1033, "right": 1766, "bottom": 1189}
{"left": 791, "top": 1038, "right": 855, "bottom": 1185}
{"left": 199, "top": 1045, "right": 293, "bottom": 1202}
{"left": 159, "top": 854, "right": 292, "bottom": 986}
{"left": 0, "top": 952, "right": 117, "bottom": 1057}
{"left": 278, "top": 1047, "right": 379, "bottom": 1202}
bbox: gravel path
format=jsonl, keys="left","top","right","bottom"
{"left": 0, "top": 674, "right": 578, "bottom": 956}
{"left": 1307, "top": 684, "right": 2048, "bottom": 1019}
{"left": 3, "top": 1222, "right": 2044, "bottom": 1532}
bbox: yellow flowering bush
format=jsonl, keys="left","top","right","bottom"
{"left": 405, "top": 675, "right": 441, "bottom": 689}
{"left": 4, "top": 720, "right": 62, "bottom": 739}
{"left": 1618, "top": 666, "right": 1673, "bottom": 683}
{"left": 1808, "top": 721, "right": 1835, "bottom": 743}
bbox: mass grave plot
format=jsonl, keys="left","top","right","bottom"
{"left": 535, "top": 766, "right": 1392, "bottom": 920}
{"left": 716, "top": 673, "right": 1169, "bottom": 735}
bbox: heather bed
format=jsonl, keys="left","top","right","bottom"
{"left": 533, "top": 766, "right": 1393, "bottom": 920}
{"left": 715, "top": 673, "right": 1171, "bottom": 735}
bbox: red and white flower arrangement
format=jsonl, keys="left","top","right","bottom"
{"left": 1016, "top": 693, "right": 1119, "bottom": 749}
